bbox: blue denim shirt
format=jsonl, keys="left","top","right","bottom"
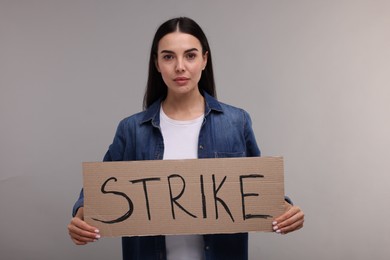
{"left": 73, "top": 92, "right": 261, "bottom": 260}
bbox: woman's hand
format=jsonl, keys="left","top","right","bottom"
{"left": 272, "top": 202, "right": 304, "bottom": 234}
{"left": 68, "top": 207, "right": 100, "bottom": 245}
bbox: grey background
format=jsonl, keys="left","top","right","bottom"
{"left": 1, "top": 0, "right": 389, "bottom": 259}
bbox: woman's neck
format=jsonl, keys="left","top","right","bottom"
{"left": 162, "top": 90, "right": 205, "bottom": 120}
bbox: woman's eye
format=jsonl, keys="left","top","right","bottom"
{"left": 163, "top": 55, "right": 174, "bottom": 60}
{"left": 186, "top": 53, "right": 196, "bottom": 60}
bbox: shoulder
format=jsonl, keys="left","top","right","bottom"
{"left": 204, "top": 91, "right": 251, "bottom": 118}
{"left": 116, "top": 110, "right": 148, "bottom": 130}
{"left": 219, "top": 101, "right": 246, "bottom": 113}
{"left": 117, "top": 99, "right": 161, "bottom": 128}
{"left": 216, "top": 101, "right": 252, "bottom": 122}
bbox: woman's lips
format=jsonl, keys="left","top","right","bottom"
{"left": 174, "top": 77, "right": 190, "bottom": 85}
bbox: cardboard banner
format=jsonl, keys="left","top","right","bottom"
{"left": 83, "top": 157, "right": 285, "bottom": 237}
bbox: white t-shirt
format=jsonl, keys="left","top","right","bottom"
{"left": 160, "top": 106, "right": 205, "bottom": 260}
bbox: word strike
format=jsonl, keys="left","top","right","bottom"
{"left": 92, "top": 174, "right": 272, "bottom": 224}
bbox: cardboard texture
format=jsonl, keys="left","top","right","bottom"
{"left": 83, "top": 157, "right": 285, "bottom": 237}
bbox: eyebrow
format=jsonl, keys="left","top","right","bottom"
{"left": 160, "top": 48, "right": 199, "bottom": 54}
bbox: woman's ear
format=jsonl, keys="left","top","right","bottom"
{"left": 155, "top": 58, "right": 160, "bottom": 72}
{"left": 202, "top": 51, "right": 208, "bottom": 70}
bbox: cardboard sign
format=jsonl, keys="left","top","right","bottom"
{"left": 83, "top": 157, "right": 285, "bottom": 237}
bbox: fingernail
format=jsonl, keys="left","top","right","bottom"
{"left": 95, "top": 234, "right": 101, "bottom": 239}
{"left": 272, "top": 221, "right": 277, "bottom": 225}
{"left": 94, "top": 229, "right": 100, "bottom": 233}
{"left": 276, "top": 229, "right": 281, "bottom": 233}
{"left": 273, "top": 225, "right": 278, "bottom": 231}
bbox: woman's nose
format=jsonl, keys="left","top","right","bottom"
{"left": 175, "top": 58, "right": 185, "bottom": 72}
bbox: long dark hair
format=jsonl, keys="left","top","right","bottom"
{"left": 143, "top": 17, "right": 216, "bottom": 109}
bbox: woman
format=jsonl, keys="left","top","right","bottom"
{"left": 68, "top": 17, "right": 304, "bottom": 260}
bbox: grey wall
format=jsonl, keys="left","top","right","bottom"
{"left": 1, "top": 0, "right": 389, "bottom": 259}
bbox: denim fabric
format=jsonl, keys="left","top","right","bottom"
{"left": 101, "top": 92, "right": 260, "bottom": 162}
{"left": 73, "top": 92, "right": 261, "bottom": 260}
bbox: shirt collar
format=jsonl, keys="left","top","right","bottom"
{"left": 140, "top": 91, "right": 222, "bottom": 125}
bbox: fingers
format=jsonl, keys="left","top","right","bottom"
{"left": 68, "top": 209, "right": 100, "bottom": 245}
{"left": 272, "top": 205, "right": 305, "bottom": 235}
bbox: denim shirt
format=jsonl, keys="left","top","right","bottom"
{"left": 73, "top": 92, "right": 261, "bottom": 260}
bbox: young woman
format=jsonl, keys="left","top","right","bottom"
{"left": 68, "top": 17, "right": 304, "bottom": 260}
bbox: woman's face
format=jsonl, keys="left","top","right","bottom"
{"left": 155, "top": 32, "right": 208, "bottom": 97}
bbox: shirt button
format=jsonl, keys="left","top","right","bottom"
{"left": 199, "top": 145, "right": 204, "bottom": 150}
{"left": 205, "top": 246, "right": 210, "bottom": 250}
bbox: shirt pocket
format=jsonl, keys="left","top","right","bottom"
{"left": 214, "top": 151, "right": 245, "bottom": 158}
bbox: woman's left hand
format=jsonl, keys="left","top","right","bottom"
{"left": 272, "top": 202, "right": 304, "bottom": 234}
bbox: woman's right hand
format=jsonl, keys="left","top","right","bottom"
{"left": 68, "top": 207, "right": 100, "bottom": 245}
